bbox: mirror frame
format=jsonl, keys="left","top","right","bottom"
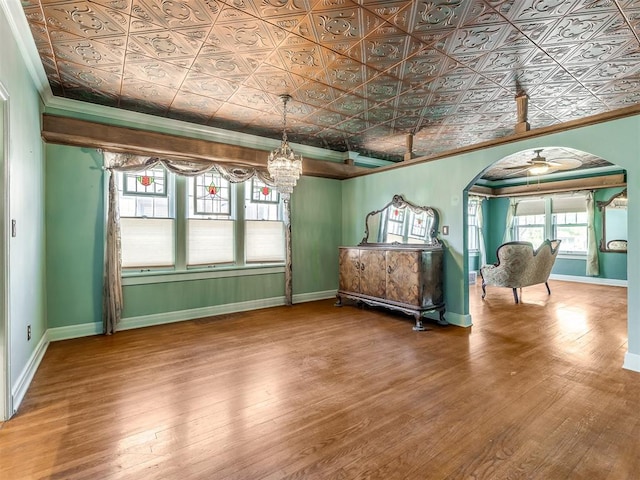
{"left": 597, "top": 188, "right": 627, "bottom": 253}
{"left": 359, "top": 194, "right": 441, "bottom": 247}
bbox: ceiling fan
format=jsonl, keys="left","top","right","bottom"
{"left": 504, "top": 149, "right": 582, "bottom": 176}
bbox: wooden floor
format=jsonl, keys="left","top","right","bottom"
{"left": 1, "top": 280, "right": 638, "bottom": 479}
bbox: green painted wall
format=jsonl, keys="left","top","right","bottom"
{"left": 123, "top": 273, "right": 285, "bottom": 317}
{"left": 45, "top": 145, "right": 104, "bottom": 328}
{"left": 44, "top": 146, "right": 342, "bottom": 327}
{"left": 292, "top": 176, "right": 342, "bottom": 294}
{"left": 1, "top": 5, "right": 47, "bottom": 404}
{"left": 486, "top": 197, "right": 510, "bottom": 264}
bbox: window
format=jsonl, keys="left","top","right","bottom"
{"left": 514, "top": 214, "right": 546, "bottom": 247}
{"left": 513, "top": 198, "right": 545, "bottom": 248}
{"left": 513, "top": 194, "right": 587, "bottom": 254}
{"left": 118, "top": 166, "right": 175, "bottom": 268}
{"left": 468, "top": 198, "right": 479, "bottom": 251}
{"left": 386, "top": 207, "right": 405, "bottom": 243}
{"left": 117, "top": 168, "right": 285, "bottom": 272}
{"left": 244, "top": 179, "right": 284, "bottom": 263}
{"left": 407, "top": 211, "right": 428, "bottom": 244}
{"left": 187, "top": 172, "right": 234, "bottom": 266}
{"left": 552, "top": 195, "right": 588, "bottom": 254}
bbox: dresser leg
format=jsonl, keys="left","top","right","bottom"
{"left": 412, "top": 314, "right": 426, "bottom": 331}
{"left": 334, "top": 294, "right": 343, "bottom": 307}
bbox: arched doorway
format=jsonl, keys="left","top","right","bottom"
{"left": 463, "top": 146, "right": 627, "bottom": 315}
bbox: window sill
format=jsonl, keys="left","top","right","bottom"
{"left": 557, "top": 253, "right": 587, "bottom": 260}
{"left": 122, "top": 264, "right": 286, "bottom": 285}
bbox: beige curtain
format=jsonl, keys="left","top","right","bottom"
{"left": 586, "top": 191, "right": 600, "bottom": 276}
{"left": 102, "top": 152, "right": 277, "bottom": 334}
{"left": 503, "top": 198, "right": 518, "bottom": 243}
{"left": 476, "top": 197, "right": 487, "bottom": 266}
{"left": 103, "top": 170, "right": 121, "bottom": 334}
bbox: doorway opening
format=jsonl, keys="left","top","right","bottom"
{"left": 0, "top": 82, "right": 9, "bottom": 420}
{"left": 463, "top": 146, "right": 627, "bottom": 317}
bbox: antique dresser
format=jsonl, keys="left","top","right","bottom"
{"left": 336, "top": 195, "right": 446, "bottom": 331}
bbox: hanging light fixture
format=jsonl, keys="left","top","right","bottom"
{"left": 268, "top": 94, "right": 302, "bottom": 196}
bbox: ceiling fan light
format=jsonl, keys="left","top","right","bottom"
{"left": 529, "top": 164, "right": 550, "bottom": 175}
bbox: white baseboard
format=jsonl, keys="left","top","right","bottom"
{"left": 47, "top": 293, "right": 341, "bottom": 340}
{"left": 48, "top": 322, "right": 104, "bottom": 341}
{"left": 292, "top": 290, "right": 337, "bottom": 303}
{"left": 422, "top": 310, "right": 472, "bottom": 328}
{"left": 623, "top": 352, "right": 640, "bottom": 373}
{"left": 446, "top": 312, "right": 473, "bottom": 328}
{"left": 118, "top": 296, "right": 287, "bottom": 331}
{"left": 549, "top": 274, "right": 627, "bottom": 287}
{"left": 11, "top": 332, "right": 49, "bottom": 415}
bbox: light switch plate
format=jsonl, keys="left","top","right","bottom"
{"left": 442, "top": 226, "right": 449, "bottom": 235}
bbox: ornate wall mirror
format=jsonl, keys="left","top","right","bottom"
{"left": 360, "top": 194, "right": 440, "bottom": 247}
{"left": 597, "top": 189, "right": 627, "bottom": 253}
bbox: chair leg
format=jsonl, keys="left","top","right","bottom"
{"left": 481, "top": 282, "right": 486, "bottom": 299}
{"left": 545, "top": 281, "right": 551, "bottom": 295}
{"left": 512, "top": 288, "right": 519, "bottom": 304}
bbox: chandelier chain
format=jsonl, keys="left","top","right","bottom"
{"left": 267, "top": 93, "right": 302, "bottom": 196}
{"left": 281, "top": 94, "right": 289, "bottom": 144}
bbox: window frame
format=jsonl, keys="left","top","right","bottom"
{"left": 512, "top": 194, "right": 588, "bottom": 257}
{"left": 552, "top": 211, "right": 588, "bottom": 255}
{"left": 115, "top": 169, "right": 286, "bottom": 279}
{"left": 467, "top": 197, "right": 480, "bottom": 252}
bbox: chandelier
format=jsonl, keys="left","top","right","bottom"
{"left": 268, "top": 94, "right": 302, "bottom": 196}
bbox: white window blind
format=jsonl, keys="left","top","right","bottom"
{"left": 245, "top": 220, "right": 285, "bottom": 263}
{"left": 551, "top": 194, "right": 586, "bottom": 213}
{"left": 516, "top": 198, "right": 545, "bottom": 216}
{"left": 187, "top": 219, "right": 234, "bottom": 266}
{"left": 120, "top": 218, "right": 175, "bottom": 268}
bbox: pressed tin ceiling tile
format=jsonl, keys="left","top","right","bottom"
{"left": 17, "top": 0, "right": 640, "bottom": 165}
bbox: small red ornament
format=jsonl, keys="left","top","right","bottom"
{"left": 394, "top": 209, "right": 399, "bottom": 216}
{"left": 261, "top": 186, "right": 270, "bottom": 196}
{"left": 208, "top": 184, "right": 217, "bottom": 196}
{"left": 138, "top": 175, "right": 153, "bottom": 187}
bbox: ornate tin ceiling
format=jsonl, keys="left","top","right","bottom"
{"left": 20, "top": 0, "right": 640, "bottom": 162}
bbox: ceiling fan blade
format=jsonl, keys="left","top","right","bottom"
{"left": 549, "top": 158, "right": 582, "bottom": 170}
{"left": 504, "top": 164, "right": 531, "bottom": 170}
{"left": 503, "top": 169, "right": 529, "bottom": 178}
{"left": 545, "top": 161, "right": 563, "bottom": 167}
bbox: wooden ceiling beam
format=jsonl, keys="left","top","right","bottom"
{"left": 41, "top": 114, "right": 368, "bottom": 180}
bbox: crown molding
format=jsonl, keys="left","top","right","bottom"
{"left": 0, "top": 0, "right": 53, "bottom": 103}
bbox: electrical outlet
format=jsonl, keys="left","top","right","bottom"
{"left": 27, "top": 325, "right": 31, "bottom": 341}
{"left": 442, "top": 225, "right": 450, "bottom": 235}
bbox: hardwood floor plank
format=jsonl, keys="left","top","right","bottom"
{"left": 1, "top": 281, "right": 639, "bottom": 479}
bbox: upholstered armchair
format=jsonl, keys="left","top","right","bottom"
{"left": 480, "top": 240, "right": 561, "bottom": 304}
